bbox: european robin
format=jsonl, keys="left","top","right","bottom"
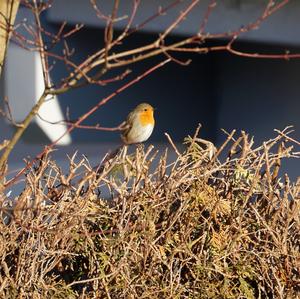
{"left": 121, "top": 103, "right": 155, "bottom": 145}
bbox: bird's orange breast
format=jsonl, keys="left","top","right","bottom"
{"left": 139, "top": 110, "right": 155, "bottom": 126}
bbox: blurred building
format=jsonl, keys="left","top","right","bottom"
{"left": 1, "top": 0, "right": 300, "bottom": 181}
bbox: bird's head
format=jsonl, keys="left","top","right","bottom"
{"left": 134, "top": 103, "right": 155, "bottom": 126}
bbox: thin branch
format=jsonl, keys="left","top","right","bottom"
{"left": 32, "top": 0, "right": 51, "bottom": 87}
{"left": 0, "top": 92, "right": 48, "bottom": 170}
{"left": 198, "top": 0, "right": 217, "bottom": 35}
{"left": 104, "top": 0, "right": 119, "bottom": 68}
{"left": 37, "top": 113, "right": 126, "bottom": 132}
{"left": 158, "top": 0, "right": 200, "bottom": 43}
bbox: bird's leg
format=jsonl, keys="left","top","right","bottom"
{"left": 137, "top": 143, "right": 144, "bottom": 151}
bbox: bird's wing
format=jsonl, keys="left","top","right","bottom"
{"left": 124, "top": 111, "right": 135, "bottom": 132}
{"left": 121, "top": 111, "right": 135, "bottom": 143}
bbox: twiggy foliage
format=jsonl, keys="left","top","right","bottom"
{"left": 0, "top": 127, "right": 299, "bottom": 298}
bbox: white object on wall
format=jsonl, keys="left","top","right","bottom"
{"left": 4, "top": 45, "right": 71, "bottom": 145}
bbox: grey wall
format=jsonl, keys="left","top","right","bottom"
{"left": 217, "top": 48, "right": 300, "bottom": 142}
{"left": 48, "top": 0, "right": 300, "bottom": 46}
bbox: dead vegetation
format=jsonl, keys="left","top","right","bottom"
{"left": 0, "top": 126, "right": 300, "bottom": 298}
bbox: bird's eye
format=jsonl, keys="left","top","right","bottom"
{"left": 144, "top": 108, "right": 148, "bottom": 112}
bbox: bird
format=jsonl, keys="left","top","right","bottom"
{"left": 94, "top": 103, "right": 155, "bottom": 177}
{"left": 121, "top": 103, "right": 155, "bottom": 145}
